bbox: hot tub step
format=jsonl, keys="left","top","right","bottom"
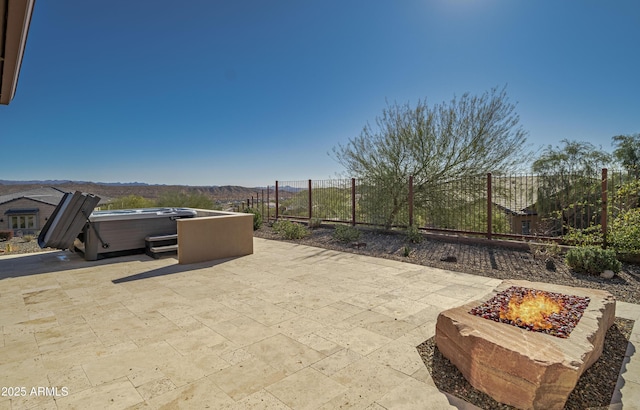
{"left": 145, "top": 234, "right": 178, "bottom": 259}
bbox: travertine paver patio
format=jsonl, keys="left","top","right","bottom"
{"left": 0, "top": 238, "right": 638, "bottom": 409}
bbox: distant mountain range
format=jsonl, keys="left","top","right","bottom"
{"left": 0, "top": 180, "right": 303, "bottom": 201}
{"left": 0, "top": 179, "right": 151, "bottom": 186}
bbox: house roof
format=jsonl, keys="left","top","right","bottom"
{"left": 1, "top": 0, "right": 36, "bottom": 105}
{"left": 0, "top": 186, "right": 68, "bottom": 206}
{"left": 491, "top": 176, "right": 541, "bottom": 216}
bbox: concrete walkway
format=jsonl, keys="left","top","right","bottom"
{"left": 0, "top": 238, "right": 638, "bottom": 409}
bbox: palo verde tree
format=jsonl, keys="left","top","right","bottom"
{"left": 332, "top": 85, "right": 528, "bottom": 229}
{"left": 532, "top": 139, "right": 612, "bottom": 236}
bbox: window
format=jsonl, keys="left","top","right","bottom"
{"left": 521, "top": 220, "right": 531, "bottom": 235}
{"left": 9, "top": 215, "right": 37, "bottom": 230}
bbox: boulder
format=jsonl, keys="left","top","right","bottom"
{"left": 435, "top": 280, "right": 616, "bottom": 410}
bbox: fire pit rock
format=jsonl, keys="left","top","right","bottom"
{"left": 435, "top": 279, "right": 616, "bottom": 410}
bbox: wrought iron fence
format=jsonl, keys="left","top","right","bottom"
{"left": 242, "top": 169, "right": 638, "bottom": 242}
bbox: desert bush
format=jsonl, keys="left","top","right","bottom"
{"left": 563, "top": 225, "right": 603, "bottom": 246}
{"left": 609, "top": 208, "right": 640, "bottom": 255}
{"left": 243, "top": 208, "right": 263, "bottom": 230}
{"left": 528, "top": 241, "right": 561, "bottom": 259}
{"left": 0, "top": 230, "right": 13, "bottom": 241}
{"left": 22, "top": 235, "right": 35, "bottom": 243}
{"left": 565, "top": 246, "right": 621, "bottom": 275}
{"left": 405, "top": 224, "right": 423, "bottom": 244}
{"left": 333, "top": 225, "right": 361, "bottom": 243}
{"left": 308, "top": 217, "right": 323, "bottom": 229}
{"left": 273, "top": 220, "right": 310, "bottom": 240}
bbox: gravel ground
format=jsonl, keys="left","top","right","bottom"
{"left": 254, "top": 225, "right": 640, "bottom": 305}
{"left": 255, "top": 224, "right": 638, "bottom": 410}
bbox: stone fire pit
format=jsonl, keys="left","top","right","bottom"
{"left": 435, "top": 280, "right": 616, "bottom": 410}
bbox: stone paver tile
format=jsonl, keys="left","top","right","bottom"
{"left": 213, "top": 316, "right": 279, "bottom": 347}
{"left": 3, "top": 395, "right": 57, "bottom": 410}
{"left": 41, "top": 340, "right": 138, "bottom": 371}
{"left": 241, "top": 300, "right": 301, "bottom": 327}
{"left": 135, "top": 377, "right": 177, "bottom": 401}
{"left": 209, "top": 357, "right": 287, "bottom": 401}
{"left": 0, "top": 357, "right": 48, "bottom": 388}
{"left": 343, "top": 310, "right": 417, "bottom": 340}
{"left": 311, "top": 348, "right": 363, "bottom": 376}
{"left": 368, "top": 341, "right": 425, "bottom": 375}
{"left": 245, "top": 334, "right": 325, "bottom": 375}
{"left": 617, "top": 301, "right": 640, "bottom": 321}
{"left": 220, "top": 347, "right": 254, "bottom": 365}
{"left": 417, "top": 293, "right": 465, "bottom": 310}
{"left": 330, "top": 356, "right": 408, "bottom": 398}
{"left": 403, "top": 304, "right": 445, "bottom": 327}
{"left": 303, "top": 305, "right": 359, "bottom": 325}
{"left": 341, "top": 293, "right": 390, "bottom": 310}
{"left": 267, "top": 367, "right": 348, "bottom": 409}
{"left": 157, "top": 346, "right": 230, "bottom": 387}
{"left": 431, "top": 284, "right": 488, "bottom": 302}
{"left": 293, "top": 332, "right": 343, "bottom": 356}
{"left": 47, "top": 364, "right": 93, "bottom": 394}
{"left": 621, "top": 352, "right": 640, "bottom": 384}
{"left": 0, "top": 334, "right": 39, "bottom": 363}
{"left": 225, "top": 389, "right": 291, "bottom": 409}
{"left": 193, "top": 304, "right": 243, "bottom": 327}
{"left": 55, "top": 378, "right": 143, "bottom": 410}
{"left": 386, "top": 283, "right": 448, "bottom": 301}
{"left": 271, "top": 316, "right": 324, "bottom": 338}
{"left": 376, "top": 376, "right": 457, "bottom": 409}
{"left": 315, "top": 388, "right": 379, "bottom": 410}
{"left": 34, "top": 322, "right": 98, "bottom": 354}
{"left": 81, "top": 341, "right": 177, "bottom": 386}
{"left": 164, "top": 325, "right": 229, "bottom": 355}
{"left": 316, "top": 326, "right": 392, "bottom": 356}
{"left": 3, "top": 315, "right": 59, "bottom": 336}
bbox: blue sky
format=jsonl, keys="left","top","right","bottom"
{"left": 2, "top": 0, "right": 638, "bottom": 187}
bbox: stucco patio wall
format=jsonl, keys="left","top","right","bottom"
{"left": 177, "top": 209, "right": 253, "bottom": 264}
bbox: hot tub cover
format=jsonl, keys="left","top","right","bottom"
{"left": 38, "top": 191, "right": 101, "bottom": 250}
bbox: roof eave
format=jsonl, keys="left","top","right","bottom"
{"left": 0, "top": 0, "right": 35, "bottom": 105}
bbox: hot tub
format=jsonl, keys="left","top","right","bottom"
{"left": 39, "top": 191, "right": 196, "bottom": 260}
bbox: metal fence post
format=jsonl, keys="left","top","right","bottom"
{"left": 308, "top": 179, "right": 313, "bottom": 220}
{"left": 351, "top": 178, "right": 356, "bottom": 226}
{"left": 275, "top": 181, "right": 279, "bottom": 220}
{"left": 601, "top": 168, "right": 608, "bottom": 248}
{"left": 266, "top": 186, "right": 270, "bottom": 222}
{"left": 487, "top": 173, "right": 492, "bottom": 240}
{"left": 408, "top": 175, "right": 414, "bottom": 227}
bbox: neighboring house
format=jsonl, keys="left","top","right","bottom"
{"left": 0, "top": 187, "right": 68, "bottom": 235}
{"left": 0, "top": 187, "right": 111, "bottom": 235}
{"left": 491, "top": 176, "right": 541, "bottom": 236}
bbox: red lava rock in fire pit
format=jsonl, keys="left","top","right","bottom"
{"left": 435, "top": 279, "right": 616, "bottom": 410}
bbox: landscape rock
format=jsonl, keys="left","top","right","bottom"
{"left": 600, "top": 270, "right": 615, "bottom": 279}
{"left": 435, "top": 280, "right": 616, "bottom": 410}
{"left": 545, "top": 257, "right": 556, "bottom": 271}
{"left": 439, "top": 255, "right": 457, "bottom": 262}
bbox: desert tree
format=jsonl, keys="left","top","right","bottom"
{"left": 612, "top": 133, "right": 640, "bottom": 176}
{"left": 332, "top": 85, "right": 528, "bottom": 229}
{"left": 532, "top": 140, "right": 612, "bottom": 235}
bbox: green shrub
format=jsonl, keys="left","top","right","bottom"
{"left": 565, "top": 246, "right": 621, "bottom": 275}
{"left": 333, "top": 225, "right": 361, "bottom": 243}
{"left": 243, "top": 208, "right": 263, "bottom": 230}
{"left": 273, "top": 220, "right": 310, "bottom": 240}
{"left": 609, "top": 208, "right": 640, "bottom": 255}
{"left": 0, "top": 230, "right": 13, "bottom": 241}
{"left": 22, "top": 235, "right": 34, "bottom": 243}
{"left": 402, "top": 245, "right": 411, "bottom": 257}
{"left": 563, "top": 225, "right": 603, "bottom": 246}
{"left": 308, "top": 217, "right": 323, "bottom": 229}
{"left": 405, "top": 224, "right": 423, "bottom": 244}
